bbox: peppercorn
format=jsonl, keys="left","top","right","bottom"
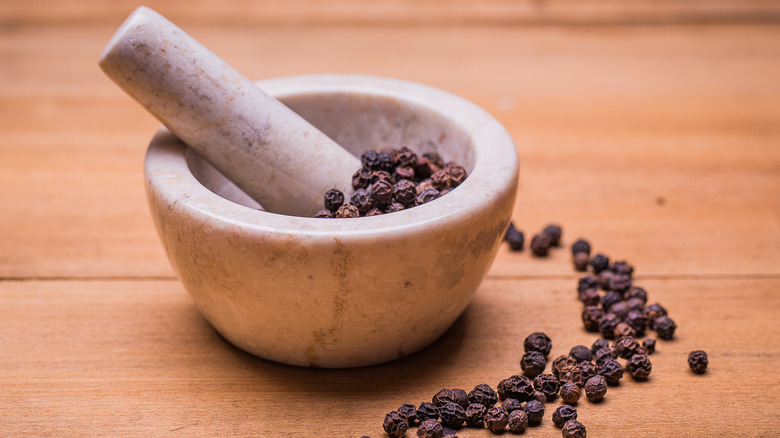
{"left": 653, "top": 315, "right": 677, "bottom": 340}
{"left": 625, "top": 310, "right": 648, "bottom": 336}
{"left": 552, "top": 405, "right": 578, "bottom": 428}
{"left": 571, "top": 239, "right": 591, "bottom": 256}
{"left": 417, "top": 418, "right": 443, "bottom": 438}
{"left": 485, "top": 406, "right": 509, "bottom": 433}
{"left": 688, "top": 350, "right": 708, "bottom": 374}
{"left": 414, "top": 155, "right": 434, "bottom": 179}
{"left": 523, "top": 400, "right": 544, "bottom": 425}
{"left": 377, "top": 151, "right": 395, "bottom": 172}
{"left": 589, "top": 254, "right": 610, "bottom": 274}
{"left": 558, "top": 365, "right": 584, "bottom": 387}
{"left": 452, "top": 389, "right": 469, "bottom": 409}
{"left": 445, "top": 163, "right": 467, "bottom": 186}
{"left": 467, "top": 384, "right": 498, "bottom": 408}
{"left": 383, "top": 411, "right": 409, "bottom": 438}
{"left": 600, "top": 291, "right": 623, "bottom": 312}
{"left": 551, "top": 355, "right": 578, "bottom": 378}
{"left": 644, "top": 303, "right": 668, "bottom": 328}
{"left": 350, "top": 188, "right": 374, "bottom": 214}
{"left": 335, "top": 204, "right": 360, "bottom": 218}
{"left": 508, "top": 409, "right": 529, "bottom": 433}
{"left": 607, "top": 273, "right": 632, "bottom": 293}
{"left": 314, "top": 209, "right": 333, "bottom": 218}
{"left": 533, "top": 374, "right": 560, "bottom": 401}
{"left": 392, "top": 179, "right": 417, "bottom": 207}
{"left": 593, "top": 346, "right": 617, "bottom": 366}
{"left": 352, "top": 167, "right": 372, "bottom": 190}
{"left": 524, "top": 332, "right": 553, "bottom": 357}
{"left": 385, "top": 202, "right": 405, "bottom": 213}
{"left": 530, "top": 390, "right": 547, "bottom": 404}
{"left": 612, "top": 336, "right": 639, "bottom": 359}
{"left": 625, "top": 286, "right": 648, "bottom": 303}
{"left": 370, "top": 179, "right": 394, "bottom": 206}
{"left": 322, "top": 188, "right": 345, "bottom": 212}
{"left": 613, "top": 322, "right": 636, "bottom": 339}
{"left": 394, "top": 146, "right": 418, "bottom": 168}
{"left": 573, "top": 252, "right": 589, "bottom": 272}
{"left": 626, "top": 297, "right": 646, "bottom": 312}
{"left": 520, "top": 351, "right": 547, "bottom": 378}
{"left": 598, "top": 313, "right": 621, "bottom": 340}
{"left": 542, "top": 224, "right": 562, "bottom": 246}
{"left": 365, "top": 208, "right": 383, "bottom": 217}
{"left": 579, "top": 288, "right": 600, "bottom": 307}
{"left": 598, "top": 358, "right": 624, "bottom": 385}
{"left": 626, "top": 354, "right": 652, "bottom": 380}
{"left": 501, "top": 398, "right": 522, "bottom": 413}
{"left": 371, "top": 169, "right": 393, "bottom": 184}
{"left": 634, "top": 346, "right": 649, "bottom": 356}
{"left": 578, "top": 275, "right": 599, "bottom": 293}
{"left": 430, "top": 169, "right": 451, "bottom": 191}
{"left": 416, "top": 402, "right": 439, "bottom": 423}
{"left": 584, "top": 374, "right": 608, "bottom": 402}
{"left": 569, "top": 346, "right": 592, "bottom": 363}
{"left": 561, "top": 420, "right": 587, "bottom": 438}
{"left": 610, "top": 260, "right": 634, "bottom": 277}
{"left": 433, "top": 388, "right": 459, "bottom": 407}
{"left": 577, "top": 361, "right": 599, "bottom": 382}
{"left": 398, "top": 403, "right": 418, "bottom": 425}
{"left": 497, "top": 375, "right": 535, "bottom": 402}
{"left": 437, "top": 402, "right": 466, "bottom": 429}
{"left": 423, "top": 152, "right": 444, "bottom": 168}
{"left": 504, "top": 222, "right": 525, "bottom": 251}
{"left": 597, "top": 270, "right": 615, "bottom": 290}
{"left": 361, "top": 150, "right": 381, "bottom": 170}
{"left": 560, "top": 382, "right": 581, "bottom": 404}
{"left": 465, "top": 403, "right": 487, "bottom": 428}
{"left": 530, "top": 233, "right": 552, "bottom": 257}
{"left": 415, "top": 188, "right": 440, "bottom": 205}
{"left": 608, "top": 301, "right": 630, "bottom": 320}
{"left": 591, "top": 339, "right": 610, "bottom": 355}
{"left": 642, "top": 338, "right": 656, "bottom": 355}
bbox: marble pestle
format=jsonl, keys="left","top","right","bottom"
{"left": 99, "top": 6, "right": 360, "bottom": 217}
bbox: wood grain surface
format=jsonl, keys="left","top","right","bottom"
{"left": 1, "top": 1, "right": 779, "bottom": 436}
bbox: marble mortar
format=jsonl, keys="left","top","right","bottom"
{"left": 145, "top": 74, "right": 519, "bottom": 368}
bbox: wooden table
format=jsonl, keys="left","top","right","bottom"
{"left": 2, "top": 1, "right": 779, "bottom": 436}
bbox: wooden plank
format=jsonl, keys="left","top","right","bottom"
{"left": 1, "top": 0, "right": 779, "bottom": 26}
{"left": 1, "top": 277, "right": 777, "bottom": 436}
{"left": 1, "top": 24, "right": 778, "bottom": 278}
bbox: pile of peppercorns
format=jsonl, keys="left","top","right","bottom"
{"left": 378, "top": 223, "right": 708, "bottom": 438}
{"left": 314, "top": 147, "right": 468, "bottom": 218}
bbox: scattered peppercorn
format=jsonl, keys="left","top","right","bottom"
{"left": 497, "top": 375, "right": 535, "bottom": 402}
{"left": 589, "top": 254, "right": 610, "bottom": 274}
{"left": 583, "top": 374, "right": 608, "bottom": 403}
{"left": 613, "top": 336, "right": 639, "bottom": 359}
{"left": 433, "top": 388, "right": 459, "bottom": 407}
{"left": 323, "top": 189, "right": 345, "bottom": 212}
{"left": 577, "top": 361, "right": 599, "bottom": 383}
{"left": 437, "top": 402, "right": 466, "bottom": 429}
{"left": 543, "top": 224, "right": 563, "bottom": 246}
{"left": 591, "top": 339, "right": 610, "bottom": 355}
{"left": 561, "top": 420, "right": 587, "bottom": 438}
{"left": 558, "top": 365, "right": 584, "bottom": 387}
{"left": 504, "top": 222, "right": 525, "bottom": 251}
{"left": 551, "top": 355, "right": 578, "bottom": 378}
{"left": 485, "top": 406, "right": 509, "bottom": 433}
{"left": 571, "top": 239, "right": 591, "bottom": 256}
{"left": 598, "top": 358, "right": 625, "bottom": 385}
{"left": 465, "top": 403, "right": 487, "bottom": 428}
{"left": 598, "top": 313, "right": 621, "bottom": 340}
{"left": 607, "top": 273, "right": 632, "bottom": 293}
{"left": 642, "top": 338, "right": 656, "bottom": 355}
{"left": 397, "top": 403, "right": 418, "bottom": 425}
{"left": 610, "top": 260, "right": 634, "bottom": 277}
{"left": 335, "top": 203, "right": 360, "bottom": 218}
{"left": 508, "top": 409, "right": 529, "bottom": 433}
{"left": 467, "top": 384, "right": 498, "bottom": 408}
{"left": 501, "top": 398, "right": 523, "bottom": 414}
{"left": 314, "top": 208, "right": 333, "bottom": 218}
{"left": 644, "top": 303, "right": 668, "bottom": 328}
{"left": 600, "top": 291, "right": 623, "bottom": 312}
{"left": 416, "top": 402, "right": 439, "bottom": 423}
{"left": 530, "top": 233, "right": 552, "bottom": 257}
{"left": 608, "top": 301, "right": 630, "bottom": 320}
{"left": 688, "top": 350, "right": 708, "bottom": 374}
{"left": 573, "top": 252, "right": 590, "bottom": 271}
{"left": 552, "top": 405, "right": 578, "bottom": 428}
{"left": 625, "top": 286, "right": 648, "bottom": 303}
{"left": 569, "top": 345, "right": 593, "bottom": 363}
{"left": 524, "top": 332, "right": 553, "bottom": 357}
{"left": 625, "top": 310, "right": 648, "bottom": 336}
{"left": 593, "top": 346, "right": 617, "bottom": 366}
{"left": 560, "top": 382, "right": 581, "bottom": 404}
{"left": 383, "top": 411, "right": 409, "bottom": 438}
{"left": 520, "top": 351, "right": 547, "bottom": 378}
{"left": 533, "top": 374, "right": 561, "bottom": 401}
{"left": 653, "top": 315, "right": 677, "bottom": 340}
{"left": 578, "top": 275, "right": 599, "bottom": 293}
{"left": 416, "top": 418, "right": 443, "bottom": 438}
{"left": 451, "top": 389, "right": 469, "bottom": 409}
{"left": 523, "top": 399, "right": 545, "bottom": 426}
{"left": 579, "top": 288, "right": 601, "bottom": 307}
{"left": 626, "top": 354, "right": 653, "bottom": 380}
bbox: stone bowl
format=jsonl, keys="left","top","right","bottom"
{"left": 144, "top": 74, "right": 518, "bottom": 368}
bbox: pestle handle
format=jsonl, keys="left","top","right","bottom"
{"left": 99, "top": 6, "right": 360, "bottom": 217}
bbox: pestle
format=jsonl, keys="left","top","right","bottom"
{"left": 98, "top": 6, "right": 360, "bottom": 217}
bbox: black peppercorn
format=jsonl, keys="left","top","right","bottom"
{"left": 598, "top": 358, "right": 624, "bottom": 385}
{"left": 584, "top": 374, "right": 608, "bottom": 402}
{"left": 577, "top": 361, "right": 599, "bottom": 382}
{"left": 370, "top": 179, "right": 394, "bottom": 206}
{"left": 613, "top": 322, "right": 637, "bottom": 339}
{"left": 452, "top": 389, "right": 469, "bottom": 409}
{"left": 569, "top": 345, "right": 593, "bottom": 363}
{"left": 625, "top": 286, "right": 648, "bottom": 303}
{"left": 393, "top": 165, "right": 416, "bottom": 183}
{"left": 559, "top": 382, "right": 581, "bottom": 404}
{"left": 542, "top": 224, "right": 563, "bottom": 246}
{"left": 335, "top": 204, "right": 360, "bottom": 218}
{"left": 613, "top": 336, "right": 639, "bottom": 359}
{"left": 610, "top": 260, "right": 634, "bottom": 277}
{"left": 530, "top": 233, "right": 552, "bottom": 257}
{"left": 497, "top": 375, "right": 535, "bottom": 402}
{"left": 533, "top": 374, "right": 560, "bottom": 401}
{"left": 571, "top": 239, "right": 591, "bottom": 256}
{"left": 626, "top": 353, "right": 652, "bottom": 380}
{"left": 653, "top": 315, "right": 677, "bottom": 340}
{"left": 504, "top": 222, "right": 525, "bottom": 251}
{"left": 467, "top": 384, "right": 497, "bottom": 408}
{"left": 433, "top": 388, "right": 459, "bottom": 407}
{"left": 558, "top": 365, "right": 584, "bottom": 387}
{"left": 415, "top": 188, "right": 441, "bottom": 205}
{"left": 591, "top": 339, "right": 610, "bottom": 355}
{"left": 414, "top": 155, "right": 435, "bottom": 179}
{"left": 688, "top": 350, "right": 708, "bottom": 374}
{"left": 398, "top": 403, "right": 418, "bottom": 425}
{"left": 465, "top": 403, "right": 487, "bottom": 428}
{"left": 385, "top": 202, "right": 405, "bottom": 213}
{"left": 323, "top": 188, "right": 345, "bottom": 212}
{"left": 643, "top": 303, "right": 668, "bottom": 328}
{"left": 551, "top": 355, "right": 578, "bottom": 379}
{"left": 383, "top": 411, "right": 409, "bottom": 438}
{"left": 437, "top": 402, "right": 466, "bottom": 429}
{"left": 360, "top": 150, "right": 381, "bottom": 170}
{"left": 626, "top": 297, "right": 646, "bottom": 312}
{"left": 608, "top": 301, "right": 630, "bottom": 320}
{"left": 394, "top": 146, "right": 418, "bottom": 168}
{"left": 520, "top": 351, "right": 547, "bottom": 378}
{"left": 600, "top": 291, "right": 623, "bottom": 313}
{"left": 578, "top": 275, "right": 599, "bottom": 293}
{"left": 501, "top": 398, "right": 522, "bottom": 414}
{"left": 579, "top": 288, "right": 600, "bottom": 307}
{"left": 365, "top": 208, "right": 383, "bottom": 217}
{"left": 589, "top": 254, "right": 610, "bottom": 274}
{"left": 314, "top": 209, "right": 333, "bottom": 218}
{"left": 416, "top": 402, "right": 439, "bottom": 423}
{"left": 352, "top": 167, "right": 372, "bottom": 190}
{"left": 573, "top": 252, "right": 589, "bottom": 272}
{"left": 430, "top": 169, "right": 451, "bottom": 191}
{"left": 423, "top": 151, "right": 444, "bottom": 168}
{"left": 417, "top": 418, "right": 443, "bottom": 438}
{"left": 552, "top": 405, "right": 578, "bottom": 428}
{"left": 523, "top": 400, "right": 545, "bottom": 426}
{"left": 642, "top": 337, "right": 656, "bottom": 355}
{"left": 524, "top": 332, "right": 553, "bottom": 357}
{"left": 392, "top": 179, "right": 417, "bottom": 207}
{"left": 625, "top": 310, "right": 648, "bottom": 336}
{"left": 350, "top": 188, "right": 374, "bottom": 214}
{"left": 485, "top": 406, "right": 509, "bottom": 433}
{"left": 377, "top": 151, "right": 395, "bottom": 172}
{"left": 508, "top": 409, "right": 529, "bottom": 433}
{"left": 597, "top": 270, "right": 615, "bottom": 290}
{"left": 561, "top": 420, "right": 587, "bottom": 438}
{"left": 593, "top": 346, "right": 617, "bottom": 366}
{"left": 530, "top": 390, "right": 547, "bottom": 404}
{"left": 607, "top": 273, "right": 632, "bottom": 293}
{"left": 445, "top": 163, "right": 467, "bottom": 187}
{"left": 598, "top": 313, "right": 621, "bottom": 340}
{"left": 371, "top": 169, "right": 393, "bottom": 184}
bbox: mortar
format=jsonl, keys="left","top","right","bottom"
{"left": 145, "top": 74, "right": 518, "bottom": 368}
